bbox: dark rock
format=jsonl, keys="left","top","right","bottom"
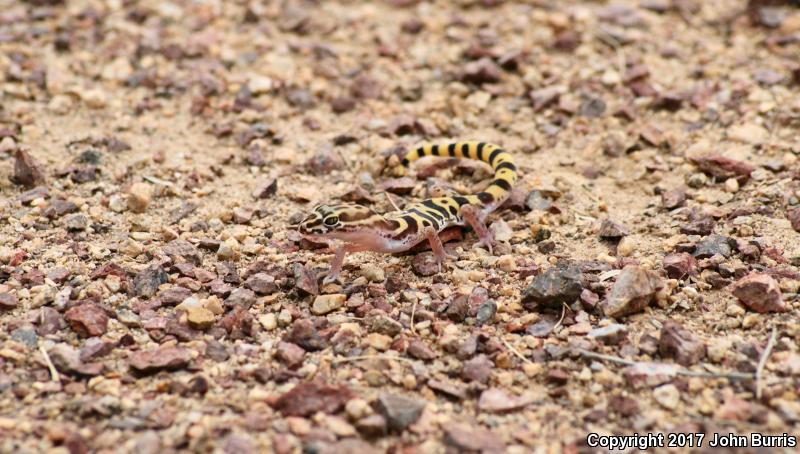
{"left": 659, "top": 321, "right": 706, "bottom": 366}
{"left": 47, "top": 267, "right": 70, "bottom": 283}
{"left": 521, "top": 265, "right": 583, "bottom": 310}
{"left": 10, "top": 328, "right": 37, "bottom": 349}
{"left": 427, "top": 379, "right": 466, "bottom": 400}
{"left": 379, "top": 177, "right": 416, "bottom": 195}
{"left": 681, "top": 209, "right": 715, "bottom": 235}
{"left": 80, "top": 338, "right": 115, "bottom": 361}
{"left": 285, "top": 319, "right": 327, "bottom": 351}
{"left": 601, "top": 265, "right": 662, "bottom": 318}
{"left": 475, "top": 300, "right": 497, "bottom": 326}
{"left": 225, "top": 288, "right": 257, "bottom": 308}
{"left": 252, "top": 177, "right": 278, "bottom": 199}
{"left": 356, "top": 414, "right": 387, "bottom": 437}
{"left": 579, "top": 97, "right": 606, "bottom": 118}
{"left": 443, "top": 423, "right": 505, "bottom": 452}
{"left": 371, "top": 316, "right": 403, "bottom": 337}
{"left": 132, "top": 265, "right": 169, "bottom": 298}
{"left": 64, "top": 303, "right": 108, "bottom": 337}
{"left": 689, "top": 154, "right": 754, "bottom": 181}
{"left": 526, "top": 316, "right": 556, "bottom": 338}
{"left": 663, "top": 253, "right": 697, "bottom": 280}
{"left": 608, "top": 395, "right": 640, "bottom": 417}
{"left": 205, "top": 339, "right": 229, "bottom": 362}
{"left": 462, "top": 354, "right": 493, "bottom": 383}
{"left": 412, "top": 252, "right": 439, "bottom": 276}
{"left": 271, "top": 381, "right": 354, "bottom": 416}
{"left": 48, "top": 344, "right": 103, "bottom": 376}
{"left": 444, "top": 294, "right": 468, "bottom": 322}
{"left": 460, "top": 58, "right": 503, "bottom": 84}
{"left": 307, "top": 145, "right": 345, "bottom": 175}
{"left": 129, "top": 347, "right": 193, "bottom": 374}
{"left": 694, "top": 234, "right": 735, "bottom": 259}
{"left": 275, "top": 341, "right": 305, "bottom": 369}
{"left": 44, "top": 199, "right": 78, "bottom": 218}
{"left": 529, "top": 86, "right": 563, "bottom": 112}
{"left": 64, "top": 213, "right": 89, "bottom": 231}
{"left": 285, "top": 88, "right": 315, "bottom": 108}
{"left": 12, "top": 149, "right": 46, "bottom": 188}
{"left": 546, "top": 368, "right": 569, "bottom": 385}
{"left": 599, "top": 219, "right": 630, "bottom": 239}
{"left": 331, "top": 96, "right": 357, "bottom": 113}
{"left": 37, "top": 307, "right": 64, "bottom": 335}
{"left": 218, "top": 306, "right": 254, "bottom": 339}
{"left": 293, "top": 263, "right": 318, "bottom": 296}
{"left": 730, "top": 273, "right": 787, "bottom": 313}
{"left": 661, "top": 187, "right": 687, "bottom": 209}
{"left": 787, "top": 208, "right": 800, "bottom": 232}
{"left": 245, "top": 273, "right": 278, "bottom": 295}
{"left": 375, "top": 393, "right": 426, "bottom": 432}
{"left": 163, "top": 240, "right": 202, "bottom": 266}
{"left": 90, "top": 262, "right": 127, "bottom": 280}
{"left": 407, "top": 339, "right": 437, "bottom": 361}
{"left": 158, "top": 287, "right": 192, "bottom": 305}
{"left": 0, "top": 293, "right": 18, "bottom": 311}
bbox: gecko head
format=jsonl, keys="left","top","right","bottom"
{"left": 297, "top": 203, "right": 378, "bottom": 236}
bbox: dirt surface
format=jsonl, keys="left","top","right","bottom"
{"left": 1, "top": 0, "right": 800, "bottom": 452}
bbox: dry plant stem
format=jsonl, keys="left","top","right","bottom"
{"left": 500, "top": 337, "right": 533, "bottom": 365}
{"left": 755, "top": 326, "right": 778, "bottom": 400}
{"left": 39, "top": 344, "right": 60, "bottom": 383}
{"left": 576, "top": 349, "right": 754, "bottom": 381}
{"left": 332, "top": 354, "right": 415, "bottom": 365}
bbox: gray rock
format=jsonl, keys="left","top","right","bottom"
{"left": 521, "top": 265, "right": 583, "bottom": 310}
{"left": 375, "top": 393, "right": 426, "bottom": 432}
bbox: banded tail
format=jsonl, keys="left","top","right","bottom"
{"left": 401, "top": 141, "right": 518, "bottom": 206}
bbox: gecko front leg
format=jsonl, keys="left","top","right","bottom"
{"left": 323, "top": 243, "right": 367, "bottom": 284}
{"left": 423, "top": 226, "right": 458, "bottom": 272}
{"left": 461, "top": 204, "right": 494, "bottom": 254}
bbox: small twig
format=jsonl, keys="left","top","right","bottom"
{"left": 384, "top": 192, "right": 402, "bottom": 211}
{"left": 577, "top": 348, "right": 637, "bottom": 366}
{"left": 756, "top": 326, "right": 778, "bottom": 400}
{"left": 410, "top": 297, "right": 418, "bottom": 336}
{"left": 142, "top": 175, "right": 176, "bottom": 187}
{"left": 39, "top": 344, "right": 60, "bottom": 383}
{"left": 332, "top": 354, "right": 414, "bottom": 365}
{"left": 553, "top": 302, "right": 569, "bottom": 331}
{"left": 500, "top": 337, "right": 533, "bottom": 365}
{"left": 576, "top": 348, "right": 754, "bottom": 381}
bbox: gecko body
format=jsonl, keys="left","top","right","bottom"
{"left": 298, "top": 141, "right": 517, "bottom": 282}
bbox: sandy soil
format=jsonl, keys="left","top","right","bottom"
{"left": 1, "top": 0, "right": 799, "bottom": 452}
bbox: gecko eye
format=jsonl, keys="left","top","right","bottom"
{"left": 323, "top": 216, "right": 339, "bottom": 227}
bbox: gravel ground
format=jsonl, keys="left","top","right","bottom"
{"left": 1, "top": 0, "right": 800, "bottom": 452}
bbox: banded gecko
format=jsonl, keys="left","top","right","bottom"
{"left": 297, "top": 141, "right": 517, "bottom": 283}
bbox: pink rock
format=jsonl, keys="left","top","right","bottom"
{"left": 730, "top": 273, "right": 787, "bottom": 313}
{"left": 64, "top": 303, "right": 108, "bottom": 337}
{"left": 129, "top": 347, "right": 193, "bottom": 373}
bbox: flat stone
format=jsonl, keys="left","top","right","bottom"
{"left": 601, "top": 265, "right": 662, "bottom": 318}
{"left": 64, "top": 303, "right": 108, "bottom": 337}
{"left": 375, "top": 394, "right": 425, "bottom": 432}
{"left": 730, "top": 273, "right": 787, "bottom": 313}
{"left": 312, "top": 294, "right": 346, "bottom": 315}
{"left": 129, "top": 347, "right": 193, "bottom": 374}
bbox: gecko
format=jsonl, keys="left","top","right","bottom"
{"left": 297, "top": 141, "right": 518, "bottom": 283}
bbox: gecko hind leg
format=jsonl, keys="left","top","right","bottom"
{"left": 424, "top": 226, "right": 458, "bottom": 272}
{"left": 461, "top": 204, "right": 494, "bottom": 254}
